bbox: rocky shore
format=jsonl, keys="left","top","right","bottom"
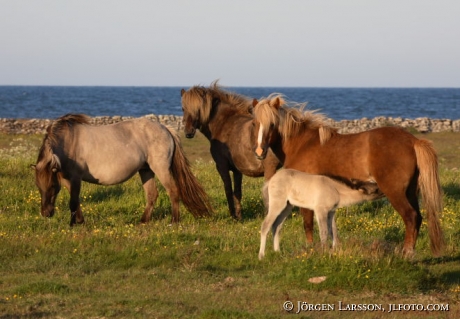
{"left": 1, "top": 114, "right": 460, "bottom": 135}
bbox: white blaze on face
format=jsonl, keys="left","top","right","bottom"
{"left": 255, "top": 124, "right": 265, "bottom": 157}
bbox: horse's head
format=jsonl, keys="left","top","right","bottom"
{"left": 251, "top": 95, "right": 283, "bottom": 160}
{"left": 181, "top": 87, "right": 219, "bottom": 138}
{"left": 32, "top": 146, "right": 62, "bottom": 218}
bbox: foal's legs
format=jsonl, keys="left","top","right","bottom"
{"left": 328, "top": 209, "right": 339, "bottom": 248}
{"left": 259, "top": 198, "right": 291, "bottom": 259}
{"left": 315, "top": 207, "right": 331, "bottom": 248}
{"left": 272, "top": 204, "right": 294, "bottom": 252}
{"left": 139, "top": 169, "right": 159, "bottom": 223}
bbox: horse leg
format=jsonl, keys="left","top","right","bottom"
{"left": 300, "top": 208, "right": 315, "bottom": 244}
{"left": 262, "top": 162, "right": 278, "bottom": 213}
{"left": 272, "top": 203, "right": 294, "bottom": 252}
{"left": 233, "top": 171, "right": 243, "bottom": 220}
{"left": 216, "top": 164, "right": 238, "bottom": 220}
{"left": 328, "top": 209, "right": 339, "bottom": 249}
{"left": 154, "top": 169, "right": 181, "bottom": 224}
{"left": 386, "top": 191, "right": 422, "bottom": 257}
{"left": 66, "top": 179, "right": 84, "bottom": 226}
{"left": 315, "top": 207, "right": 330, "bottom": 250}
{"left": 259, "top": 197, "right": 289, "bottom": 259}
{"left": 139, "top": 169, "right": 159, "bottom": 223}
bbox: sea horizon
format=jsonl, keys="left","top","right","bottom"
{"left": 1, "top": 86, "right": 459, "bottom": 121}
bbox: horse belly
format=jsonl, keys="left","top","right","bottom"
{"left": 229, "top": 152, "right": 265, "bottom": 177}
{"left": 284, "top": 147, "right": 371, "bottom": 181}
{"left": 82, "top": 154, "right": 144, "bottom": 185}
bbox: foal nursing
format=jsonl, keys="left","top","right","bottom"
{"left": 259, "top": 169, "right": 383, "bottom": 260}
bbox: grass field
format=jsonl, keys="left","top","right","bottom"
{"left": 0, "top": 131, "right": 459, "bottom": 318}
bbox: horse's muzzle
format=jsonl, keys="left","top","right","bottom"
{"left": 254, "top": 150, "right": 268, "bottom": 160}
{"left": 256, "top": 154, "right": 266, "bottom": 160}
{"left": 185, "top": 128, "right": 196, "bottom": 139}
{"left": 254, "top": 145, "right": 267, "bottom": 160}
{"left": 41, "top": 206, "right": 55, "bottom": 218}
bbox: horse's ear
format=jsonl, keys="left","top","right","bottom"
{"left": 252, "top": 98, "right": 258, "bottom": 108}
{"left": 180, "top": 88, "right": 185, "bottom": 97}
{"left": 272, "top": 97, "right": 281, "bottom": 109}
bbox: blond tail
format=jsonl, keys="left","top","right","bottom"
{"left": 414, "top": 139, "right": 444, "bottom": 256}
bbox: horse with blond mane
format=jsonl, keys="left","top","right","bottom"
{"left": 33, "top": 114, "right": 213, "bottom": 226}
{"left": 251, "top": 94, "right": 444, "bottom": 256}
{"left": 181, "top": 81, "right": 280, "bottom": 220}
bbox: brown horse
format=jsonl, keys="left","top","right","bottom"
{"left": 251, "top": 94, "right": 444, "bottom": 256}
{"left": 181, "top": 81, "right": 280, "bottom": 220}
{"left": 32, "top": 114, "right": 213, "bottom": 226}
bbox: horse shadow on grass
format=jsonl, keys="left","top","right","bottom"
{"left": 443, "top": 182, "right": 460, "bottom": 200}
{"left": 417, "top": 254, "right": 460, "bottom": 290}
{"left": 85, "top": 184, "right": 126, "bottom": 203}
{"left": 81, "top": 184, "right": 172, "bottom": 223}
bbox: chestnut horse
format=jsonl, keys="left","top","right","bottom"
{"left": 32, "top": 114, "right": 213, "bottom": 226}
{"left": 252, "top": 95, "right": 444, "bottom": 256}
{"left": 181, "top": 81, "right": 280, "bottom": 220}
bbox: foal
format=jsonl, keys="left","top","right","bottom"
{"left": 259, "top": 169, "right": 383, "bottom": 259}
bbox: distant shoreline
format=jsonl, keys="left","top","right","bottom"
{"left": 1, "top": 114, "right": 460, "bottom": 135}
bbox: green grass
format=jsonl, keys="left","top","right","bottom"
{"left": 0, "top": 132, "right": 460, "bottom": 318}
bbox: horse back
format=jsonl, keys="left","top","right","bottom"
{"left": 61, "top": 118, "right": 174, "bottom": 185}
{"left": 283, "top": 126, "right": 418, "bottom": 182}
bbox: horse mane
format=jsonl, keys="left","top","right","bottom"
{"left": 181, "top": 80, "right": 252, "bottom": 123}
{"left": 36, "top": 114, "right": 90, "bottom": 173}
{"left": 254, "top": 94, "right": 337, "bottom": 145}
{"left": 45, "top": 114, "right": 91, "bottom": 147}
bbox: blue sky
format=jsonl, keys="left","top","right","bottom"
{"left": 1, "top": 0, "right": 459, "bottom": 87}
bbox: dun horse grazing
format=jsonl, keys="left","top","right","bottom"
{"left": 181, "top": 81, "right": 280, "bottom": 220}
{"left": 259, "top": 169, "right": 383, "bottom": 259}
{"left": 252, "top": 95, "right": 444, "bottom": 256}
{"left": 32, "top": 114, "right": 213, "bottom": 226}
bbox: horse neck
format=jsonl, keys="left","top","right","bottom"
{"left": 198, "top": 124, "right": 212, "bottom": 140}
{"left": 206, "top": 104, "right": 249, "bottom": 137}
{"left": 278, "top": 128, "right": 320, "bottom": 164}
{"left": 266, "top": 131, "right": 286, "bottom": 164}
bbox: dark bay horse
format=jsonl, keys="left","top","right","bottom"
{"left": 180, "top": 81, "right": 280, "bottom": 220}
{"left": 251, "top": 95, "right": 444, "bottom": 256}
{"left": 32, "top": 114, "right": 213, "bottom": 226}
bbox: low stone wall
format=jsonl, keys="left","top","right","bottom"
{"left": 1, "top": 114, "right": 459, "bottom": 135}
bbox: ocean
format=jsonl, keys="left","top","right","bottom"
{"left": 0, "top": 86, "right": 459, "bottom": 121}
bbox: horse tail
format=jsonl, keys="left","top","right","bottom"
{"left": 414, "top": 139, "right": 444, "bottom": 256}
{"left": 166, "top": 128, "right": 213, "bottom": 218}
